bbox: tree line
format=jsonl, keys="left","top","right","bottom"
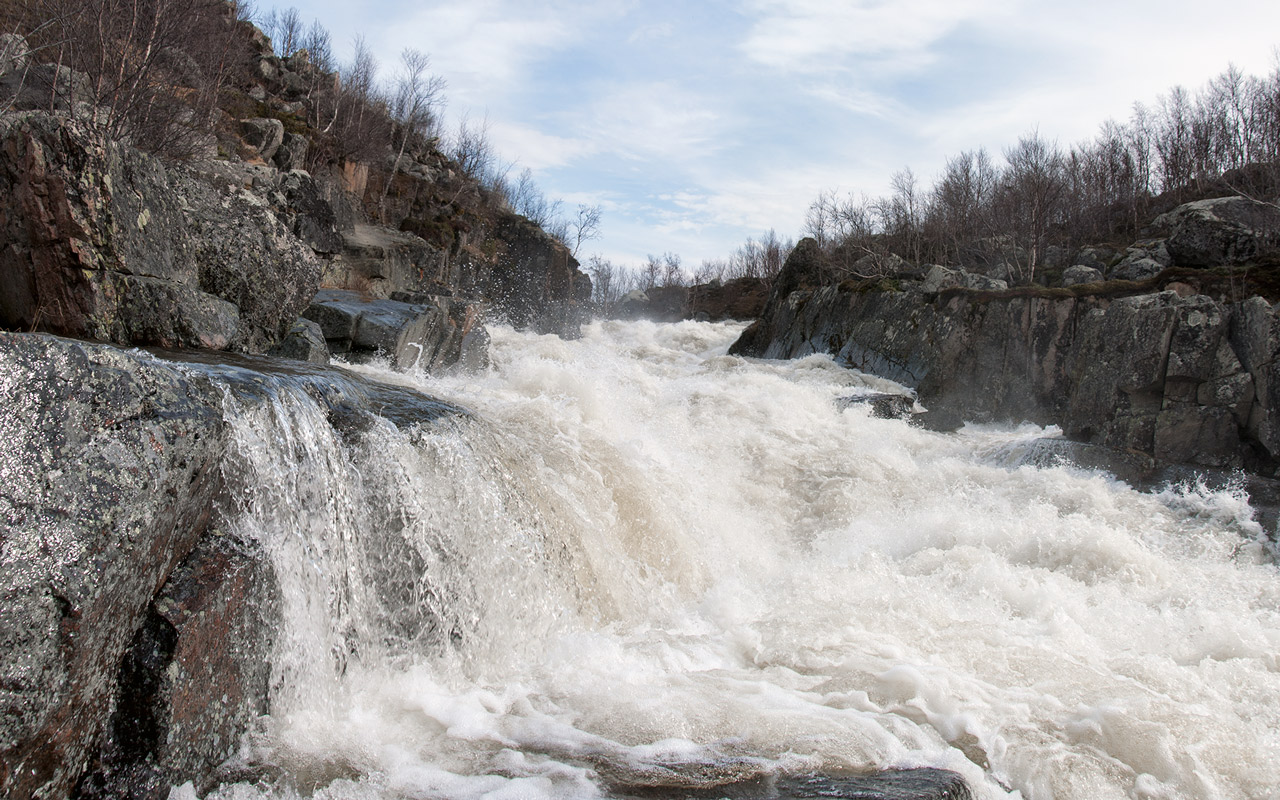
{"left": 804, "top": 61, "right": 1280, "bottom": 286}
{"left": 585, "top": 229, "right": 795, "bottom": 312}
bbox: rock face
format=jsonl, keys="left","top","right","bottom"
{"left": 0, "top": 332, "right": 230, "bottom": 799}
{"left": 732, "top": 239, "right": 1280, "bottom": 473}
{"left": 0, "top": 331, "right": 468, "bottom": 799}
{"left": 0, "top": 111, "right": 321, "bottom": 353}
{"left": 488, "top": 214, "right": 591, "bottom": 338}
{"left": 304, "top": 288, "right": 486, "bottom": 371}
{"left": 1158, "top": 196, "right": 1280, "bottom": 267}
{"left": 687, "top": 277, "right": 770, "bottom": 321}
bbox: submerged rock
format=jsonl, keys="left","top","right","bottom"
{"left": 613, "top": 770, "right": 971, "bottom": 800}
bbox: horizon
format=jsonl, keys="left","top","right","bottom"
{"left": 263, "top": 0, "right": 1280, "bottom": 270}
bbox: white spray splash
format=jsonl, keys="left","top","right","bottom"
{"left": 193, "top": 320, "right": 1280, "bottom": 800}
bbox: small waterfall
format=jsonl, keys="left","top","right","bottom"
{"left": 183, "top": 321, "right": 1280, "bottom": 800}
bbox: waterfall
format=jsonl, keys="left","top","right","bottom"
{"left": 184, "top": 320, "right": 1280, "bottom": 800}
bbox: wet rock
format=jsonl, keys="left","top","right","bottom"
{"left": 268, "top": 318, "right": 329, "bottom": 364}
{"left": 1, "top": 332, "right": 470, "bottom": 798}
{"left": 489, "top": 213, "right": 592, "bottom": 338}
{"left": 0, "top": 333, "right": 227, "bottom": 800}
{"left": 837, "top": 393, "right": 917, "bottom": 420}
{"left": 1159, "top": 196, "right": 1280, "bottom": 267}
{"left": 304, "top": 288, "right": 486, "bottom": 371}
{"left": 76, "top": 534, "right": 278, "bottom": 800}
{"left": 732, "top": 240, "right": 1280, "bottom": 473}
{"left": 624, "top": 770, "right": 971, "bottom": 800}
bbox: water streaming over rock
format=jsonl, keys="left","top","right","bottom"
{"left": 183, "top": 320, "right": 1280, "bottom": 800}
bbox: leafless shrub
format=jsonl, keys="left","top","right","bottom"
{"left": 18, "top": 0, "right": 249, "bottom": 160}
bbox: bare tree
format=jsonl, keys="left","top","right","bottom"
{"left": 263, "top": 6, "right": 303, "bottom": 58}
{"left": 21, "top": 0, "right": 249, "bottom": 159}
{"left": 999, "top": 132, "right": 1065, "bottom": 284}
{"left": 569, "top": 204, "right": 602, "bottom": 257}
{"left": 379, "top": 47, "right": 444, "bottom": 214}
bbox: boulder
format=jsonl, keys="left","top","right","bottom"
{"left": 0, "top": 33, "right": 29, "bottom": 76}
{"left": 921, "top": 264, "right": 1008, "bottom": 293}
{"left": 272, "top": 132, "right": 308, "bottom": 172}
{"left": 1159, "top": 196, "right": 1280, "bottom": 267}
{"left": 276, "top": 170, "right": 342, "bottom": 255}
{"left": 1062, "top": 265, "right": 1103, "bottom": 286}
{"left": 304, "top": 288, "right": 487, "bottom": 372}
{"left": 171, "top": 170, "right": 322, "bottom": 354}
{"left": 239, "top": 118, "right": 284, "bottom": 162}
{"left": 267, "top": 318, "right": 329, "bottom": 364}
{"left": 0, "top": 333, "right": 228, "bottom": 799}
{"left": 0, "top": 62, "right": 93, "bottom": 113}
{"left": 1110, "top": 257, "right": 1165, "bottom": 282}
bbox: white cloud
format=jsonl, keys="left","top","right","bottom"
{"left": 371, "top": 1, "right": 572, "bottom": 106}
{"left": 586, "top": 82, "right": 728, "bottom": 162}
{"left": 739, "top": 0, "right": 1014, "bottom": 74}
{"left": 487, "top": 122, "right": 597, "bottom": 171}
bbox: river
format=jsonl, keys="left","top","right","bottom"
{"left": 184, "top": 319, "right": 1280, "bottom": 800}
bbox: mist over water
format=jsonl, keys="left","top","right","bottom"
{"left": 190, "top": 320, "right": 1280, "bottom": 800}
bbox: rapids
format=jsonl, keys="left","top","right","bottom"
{"left": 183, "top": 319, "right": 1280, "bottom": 800}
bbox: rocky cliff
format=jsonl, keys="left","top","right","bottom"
{"left": 732, "top": 215, "right": 1280, "bottom": 477}
{"left": 0, "top": 21, "right": 591, "bottom": 367}
{"left": 0, "top": 17, "right": 593, "bottom": 798}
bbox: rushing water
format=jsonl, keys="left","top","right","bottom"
{"left": 183, "top": 319, "right": 1280, "bottom": 800}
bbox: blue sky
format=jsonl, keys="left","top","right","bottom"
{"left": 270, "top": 0, "right": 1280, "bottom": 268}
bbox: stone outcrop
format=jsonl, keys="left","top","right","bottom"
{"left": 0, "top": 331, "right": 468, "bottom": 799}
{"left": 304, "top": 288, "right": 486, "bottom": 371}
{"left": 1157, "top": 196, "right": 1280, "bottom": 267}
{"left": 0, "top": 111, "right": 321, "bottom": 353}
{"left": 686, "top": 277, "right": 769, "bottom": 321}
{"left": 0, "top": 333, "right": 231, "bottom": 799}
{"left": 488, "top": 214, "right": 591, "bottom": 338}
{"left": 732, "top": 239, "right": 1280, "bottom": 473}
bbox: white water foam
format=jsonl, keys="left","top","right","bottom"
{"left": 191, "top": 319, "right": 1280, "bottom": 800}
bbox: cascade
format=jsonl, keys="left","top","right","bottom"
{"left": 185, "top": 320, "right": 1280, "bottom": 800}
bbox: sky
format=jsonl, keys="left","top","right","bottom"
{"left": 266, "top": 0, "right": 1280, "bottom": 269}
